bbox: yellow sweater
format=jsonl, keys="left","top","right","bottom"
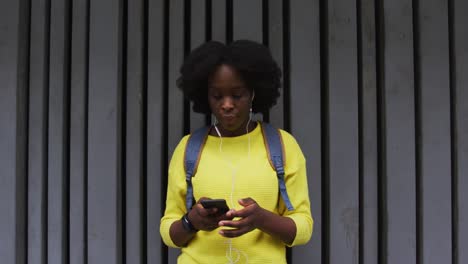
{"left": 160, "top": 123, "right": 313, "bottom": 264}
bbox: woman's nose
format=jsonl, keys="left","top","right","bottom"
{"left": 221, "top": 97, "right": 234, "bottom": 110}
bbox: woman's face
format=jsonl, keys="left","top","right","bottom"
{"left": 208, "top": 64, "right": 253, "bottom": 137}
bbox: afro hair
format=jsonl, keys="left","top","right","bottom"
{"left": 177, "top": 40, "right": 282, "bottom": 114}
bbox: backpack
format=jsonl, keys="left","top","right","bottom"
{"left": 184, "top": 122, "right": 294, "bottom": 212}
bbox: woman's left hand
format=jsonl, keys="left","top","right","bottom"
{"left": 217, "top": 197, "right": 266, "bottom": 238}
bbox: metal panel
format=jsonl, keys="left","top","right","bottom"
{"left": 417, "top": 1, "right": 452, "bottom": 263}
{"left": 211, "top": 0, "right": 226, "bottom": 42}
{"left": 27, "top": 0, "right": 49, "bottom": 263}
{"left": 167, "top": 0, "right": 185, "bottom": 262}
{"left": 382, "top": 0, "right": 417, "bottom": 263}
{"left": 232, "top": 0, "right": 262, "bottom": 42}
{"left": 126, "top": 0, "right": 144, "bottom": 263}
{"left": 268, "top": 0, "right": 284, "bottom": 128}
{"left": 210, "top": 0, "right": 226, "bottom": 126}
{"left": 232, "top": 0, "right": 262, "bottom": 121}
{"left": 87, "top": 0, "right": 123, "bottom": 263}
{"left": 0, "top": 1, "right": 27, "bottom": 263}
{"left": 167, "top": 0, "right": 185, "bottom": 154}
{"left": 453, "top": 0, "right": 468, "bottom": 263}
{"left": 190, "top": 0, "right": 207, "bottom": 131}
{"left": 3, "top": 2, "right": 468, "bottom": 264}
{"left": 16, "top": 1, "right": 30, "bottom": 263}
{"left": 69, "top": 0, "right": 88, "bottom": 263}
{"left": 289, "top": 0, "right": 322, "bottom": 263}
{"left": 359, "top": 0, "right": 379, "bottom": 263}
{"left": 48, "top": 1, "right": 70, "bottom": 263}
{"left": 147, "top": 0, "right": 165, "bottom": 262}
{"left": 327, "top": 1, "right": 360, "bottom": 263}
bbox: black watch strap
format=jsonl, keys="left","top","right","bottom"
{"left": 181, "top": 213, "right": 198, "bottom": 233}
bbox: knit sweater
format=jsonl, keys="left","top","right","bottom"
{"left": 160, "top": 122, "right": 313, "bottom": 264}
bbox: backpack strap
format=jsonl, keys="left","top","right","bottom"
{"left": 184, "top": 126, "right": 210, "bottom": 211}
{"left": 261, "top": 123, "right": 295, "bottom": 211}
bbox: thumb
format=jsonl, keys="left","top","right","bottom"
{"left": 238, "top": 197, "right": 256, "bottom": 207}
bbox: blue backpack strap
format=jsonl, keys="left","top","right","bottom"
{"left": 261, "top": 123, "right": 295, "bottom": 211}
{"left": 184, "top": 126, "right": 210, "bottom": 211}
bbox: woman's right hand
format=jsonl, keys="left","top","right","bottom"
{"left": 188, "top": 197, "right": 233, "bottom": 231}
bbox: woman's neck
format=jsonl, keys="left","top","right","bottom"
{"left": 211, "top": 121, "right": 257, "bottom": 137}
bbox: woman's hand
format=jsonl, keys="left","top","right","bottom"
{"left": 189, "top": 197, "right": 233, "bottom": 231}
{"left": 217, "top": 197, "right": 266, "bottom": 237}
{"left": 217, "top": 197, "right": 297, "bottom": 245}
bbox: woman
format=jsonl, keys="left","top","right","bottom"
{"left": 160, "top": 40, "right": 313, "bottom": 263}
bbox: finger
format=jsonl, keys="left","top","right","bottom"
{"left": 226, "top": 206, "right": 254, "bottom": 218}
{"left": 203, "top": 223, "right": 219, "bottom": 231}
{"left": 197, "top": 197, "right": 211, "bottom": 202}
{"left": 207, "top": 217, "right": 223, "bottom": 230}
{"left": 217, "top": 212, "right": 235, "bottom": 221}
{"left": 194, "top": 204, "right": 210, "bottom": 217}
{"left": 219, "top": 227, "right": 249, "bottom": 238}
{"left": 226, "top": 210, "right": 243, "bottom": 218}
{"left": 225, "top": 209, "right": 237, "bottom": 218}
{"left": 218, "top": 220, "right": 235, "bottom": 228}
{"left": 218, "top": 218, "right": 249, "bottom": 229}
{"left": 205, "top": 207, "right": 219, "bottom": 215}
{"left": 238, "top": 197, "right": 256, "bottom": 207}
{"left": 197, "top": 198, "right": 223, "bottom": 216}
{"left": 198, "top": 217, "right": 221, "bottom": 231}
{"left": 196, "top": 205, "right": 218, "bottom": 217}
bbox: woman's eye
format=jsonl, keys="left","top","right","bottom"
{"left": 232, "top": 94, "right": 242, "bottom": 99}
{"left": 211, "top": 95, "right": 222, "bottom": 100}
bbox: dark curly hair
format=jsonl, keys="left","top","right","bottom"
{"left": 177, "top": 40, "right": 282, "bottom": 114}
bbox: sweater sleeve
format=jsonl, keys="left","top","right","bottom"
{"left": 159, "top": 136, "right": 190, "bottom": 248}
{"left": 279, "top": 131, "right": 314, "bottom": 247}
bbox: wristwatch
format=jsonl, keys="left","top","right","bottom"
{"left": 181, "top": 213, "right": 198, "bottom": 233}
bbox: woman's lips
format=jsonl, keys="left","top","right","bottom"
{"left": 220, "top": 114, "right": 236, "bottom": 122}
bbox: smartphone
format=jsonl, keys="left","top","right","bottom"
{"left": 200, "top": 199, "right": 230, "bottom": 214}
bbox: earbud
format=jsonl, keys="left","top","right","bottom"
{"left": 250, "top": 91, "right": 255, "bottom": 116}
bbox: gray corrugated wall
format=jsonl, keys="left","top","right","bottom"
{"left": 0, "top": 0, "right": 467, "bottom": 263}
